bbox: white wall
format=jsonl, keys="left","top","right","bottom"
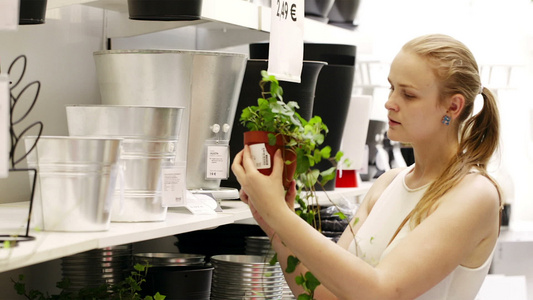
{"left": 355, "top": 0, "right": 533, "bottom": 224}
{"left": 0, "top": 5, "right": 104, "bottom": 203}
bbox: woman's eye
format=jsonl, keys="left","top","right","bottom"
{"left": 404, "top": 93, "right": 414, "bottom": 98}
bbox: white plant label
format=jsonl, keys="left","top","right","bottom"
{"left": 0, "top": 0, "right": 19, "bottom": 31}
{"left": 0, "top": 75, "right": 9, "bottom": 178}
{"left": 249, "top": 143, "right": 271, "bottom": 170}
{"left": 162, "top": 165, "right": 186, "bottom": 207}
{"left": 268, "top": 0, "right": 304, "bottom": 83}
{"left": 206, "top": 145, "right": 229, "bottom": 179}
{"left": 185, "top": 193, "right": 217, "bottom": 215}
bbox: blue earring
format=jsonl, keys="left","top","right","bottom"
{"left": 441, "top": 115, "right": 451, "bottom": 125}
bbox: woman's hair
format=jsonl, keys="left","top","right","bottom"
{"left": 400, "top": 34, "right": 502, "bottom": 228}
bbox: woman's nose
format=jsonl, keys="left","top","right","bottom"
{"left": 385, "top": 96, "right": 398, "bottom": 112}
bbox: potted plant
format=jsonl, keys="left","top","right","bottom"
{"left": 240, "top": 70, "right": 341, "bottom": 192}
{"left": 239, "top": 70, "right": 349, "bottom": 299}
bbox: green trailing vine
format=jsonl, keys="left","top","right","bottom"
{"left": 241, "top": 71, "right": 356, "bottom": 299}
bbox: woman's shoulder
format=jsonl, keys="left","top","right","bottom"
{"left": 452, "top": 172, "right": 500, "bottom": 203}
{"left": 438, "top": 171, "right": 501, "bottom": 218}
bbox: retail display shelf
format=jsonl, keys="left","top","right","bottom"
{"left": 0, "top": 200, "right": 251, "bottom": 273}
{"left": 0, "top": 184, "right": 371, "bottom": 273}
{"left": 47, "top": 0, "right": 365, "bottom": 44}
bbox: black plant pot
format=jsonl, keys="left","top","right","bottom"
{"left": 328, "top": 0, "right": 361, "bottom": 26}
{"left": 249, "top": 43, "right": 357, "bottom": 190}
{"left": 250, "top": 43, "right": 356, "bottom": 66}
{"left": 304, "top": 0, "right": 335, "bottom": 23}
{"left": 127, "top": 0, "right": 203, "bottom": 21}
{"left": 222, "top": 59, "right": 326, "bottom": 189}
{"left": 141, "top": 265, "right": 213, "bottom": 300}
{"left": 19, "top": 0, "right": 47, "bottom": 25}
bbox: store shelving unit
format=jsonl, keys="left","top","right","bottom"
{"left": 0, "top": 0, "right": 371, "bottom": 275}
{"left": 0, "top": 184, "right": 370, "bottom": 273}
{"left": 48, "top": 0, "right": 367, "bottom": 44}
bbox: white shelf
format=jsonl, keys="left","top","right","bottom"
{"left": 0, "top": 183, "right": 371, "bottom": 273}
{"left": 0, "top": 200, "right": 252, "bottom": 273}
{"left": 48, "top": 0, "right": 365, "bottom": 46}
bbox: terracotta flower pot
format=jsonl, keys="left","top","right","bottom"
{"left": 243, "top": 131, "right": 296, "bottom": 189}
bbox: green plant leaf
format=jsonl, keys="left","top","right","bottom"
{"left": 153, "top": 292, "right": 167, "bottom": 300}
{"left": 320, "top": 167, "right": 337, "bottom": 185}
{"left": 286, "top": 255, "right": 300, "bottom": 273}
{"left": 297, "top": 294, "right": 313, "bottom": 300}
{"left": 295, "top": 274, "right": 305, "bottom": 285}
{"left": 334, "top": 211, "right": 347, "bottom": 220}
{"left": 320, "top": 146, "right": 332, "bottom": 159}
{"left": 304, "top": 271, "right": 321, "bottom": 292}
{"left": 269, "top": 253, "right": 278, "bottom": 266}
{"left": 268, "top": 133, "right": 278, "bottom": 146}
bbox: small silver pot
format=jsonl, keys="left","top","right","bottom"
{"left": 66, "top": 105, "right": 184, "bottom": 222}
{"left": 25, "top": 136, "right": 122, "bottom": 231}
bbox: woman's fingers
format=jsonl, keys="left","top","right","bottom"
{"left": 271, "top": 149, "right": 284, "bottom": 179}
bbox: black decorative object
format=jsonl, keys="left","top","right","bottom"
{"left": 328, "top": 0, "right": 361, "bottom": 29}
{"left": 249, "top": 43, "right": 357, "bottom": 190}
{"left": 19, "top": 0, "right": 48, "bottom": 25}
{"left": 304, "top": 0, "right": 335, "bottom": 23}
{"left": 0, "top": 55, "right": 43, "bottom": 246}
{"left": 127, "top": 0, "right": 203, "bottom": 21}
{"left": 222, "top": 59, "right": 326, "bottom": 189}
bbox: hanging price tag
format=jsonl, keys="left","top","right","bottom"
{"left": 268, "top": 0, "right": 304, "bottom": 83}
{"left": 0, "top": 75, "right": 9, "bottom": 178}
{"left": 0, "top": 0, "right": 19, "bottom": 31}
{"left": 206, "top": 145, "right": 229, "bottom": 179}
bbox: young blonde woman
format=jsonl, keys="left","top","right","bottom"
{"left": 232, "top": 33, "right": 502, "bottom": 300}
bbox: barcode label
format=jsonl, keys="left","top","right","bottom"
{"left": 249, "top": 143, "right": 271, "bottom": 170}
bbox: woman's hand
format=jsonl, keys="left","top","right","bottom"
{"left": 239, "top": 180, "right": 297, "bottom": 239}
{"left": 232, "top": 146, "right": 296, "bottom": 225}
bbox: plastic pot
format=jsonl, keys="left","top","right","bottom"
{"left": 243, "top": 131, "right": 296, "bottom": 190}
{"left": 127, "top": 0, "right": 203, "bottom": 21}
{"left": 19, "top": 0, "right": 47, "bottom": 25}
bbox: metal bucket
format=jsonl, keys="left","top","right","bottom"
{"left": 93, "top": 50, "right": 247, "bottom": 190}
{"left": 61, "top": 244, "right": 132, "bottom": 292}
{"left": 66, "top": 105, "right": 184, "bottom": 222}
{"left": 24, "top": 136, "right": 122, "bottom": 232}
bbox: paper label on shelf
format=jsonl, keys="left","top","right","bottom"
{"left": 0, "top": 0, "right": 19, "bottom": 31}
{"left": 249, "top": 143, "right": 271, "bottom": 170}
{"left": 185, "top": 193, "right": 217, "bottom": 215}
{"left": 268, "top": 0, "right": 304, "bottom": 83}
{"left": 206, "top": 145, "right": 229, "bottom": 179}
{"left": 0, "top": 75, "right": 9, "bottom": 178}
{"left": 162, "top": 164, "right": 187, "bottom": 207}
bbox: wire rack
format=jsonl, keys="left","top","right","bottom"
{"left": 0, "top": 54, "right": 43, "bottom": 246}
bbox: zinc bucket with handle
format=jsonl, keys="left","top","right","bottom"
{"left": 66, "top": 105, "right": 184, "bottom": 222}
{"left": 24, "top": 136, "right": 122, "bottom": 231}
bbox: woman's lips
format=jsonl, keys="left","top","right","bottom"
{"left": 388, "top": 117, "right": 400, "bottom": 126}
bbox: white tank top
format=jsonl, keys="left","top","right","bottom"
{"left": 349, "top": 165, "right": 494, "bottom": 299}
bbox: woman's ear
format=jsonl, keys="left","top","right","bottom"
{"left": 448, "top": 94, "right": 465, "bottom": 119}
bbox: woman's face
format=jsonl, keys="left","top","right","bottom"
{"left": 385, "top": 50, "right": 446, "bottom": 144}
